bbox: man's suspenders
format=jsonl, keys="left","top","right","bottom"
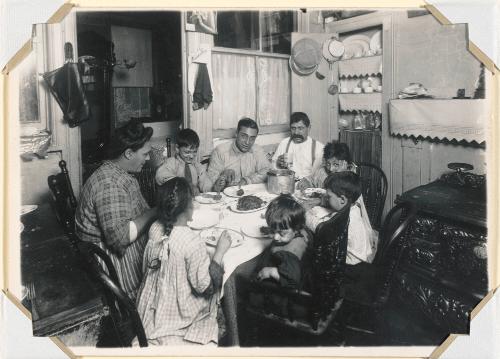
{"left": 285, "top": 138, "right": 316, "bottom": 167}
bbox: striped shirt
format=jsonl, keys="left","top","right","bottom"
{"left": 75, "top": 160, "right": 150, "bottom": 299}
{"left": 136, "top": 223, "right": 219, "bottom": 345}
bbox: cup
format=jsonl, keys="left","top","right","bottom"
{"left": 283, "top": 153, "right": 293, "bottom": 169}
{"left": 364, "top": 86, "right": 373, "bottom": 93}
{"left": 353, "top": 87, "right": 362, "bottom": 94}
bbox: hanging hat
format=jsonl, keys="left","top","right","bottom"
{"left": 289, "top": 38, "right": 322, "bottom": 76}
{"left": 322, "top": 37, "right": 345, "bottom": 62}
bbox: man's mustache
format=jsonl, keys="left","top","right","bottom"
{"left": 292, "top": 134, "right": 304, "bottom": 140}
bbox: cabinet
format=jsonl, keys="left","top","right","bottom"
{"left": 323, "top": 15, "right": 391, "bottom": 169}
{"left": 394, "top": 172, "right": 487, "bottom": 333}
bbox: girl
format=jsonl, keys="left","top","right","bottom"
{"left": 136, "top": 177, "right": 231, "bottom": 346}
{"left": 297, "top": 141, "right": 356, "bottom": 190}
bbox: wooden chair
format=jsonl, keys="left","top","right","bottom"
{"left": 356, "top": 162, "right": 388, "bottom": 230}
{"left": 75, "top": 240, "right": 148, "bottom": 347}
{"left": 48, "top": 161, "right": 148, "bottom": 347}
{"left": 339, "top": 201, "right": 418, "bottom": 340}
{"left": 47, "top": 160, "right": 78, "bottom": 239}
{"left": 237, "top": 206, "right": 350, "bottom": 346}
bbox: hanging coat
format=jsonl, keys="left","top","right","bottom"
{"left": 42, "top": 62, "right": 91, "bottom": 127}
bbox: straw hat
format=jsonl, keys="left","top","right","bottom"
{"left": 289, "top": 38, "right": 322, "bottom": 76}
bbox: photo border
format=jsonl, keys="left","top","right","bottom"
{"left": 1, "top": 0, "right": 498, "bottom": 358}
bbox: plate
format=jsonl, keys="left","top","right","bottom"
{"left": 20, "top": 222, "right": 25, "bottom": 233}
{"left": 295, "top": 187, "right": 326, "bottom": 200}
{"left": 370, "top": 30, "right": 382, "bottom": 52}
{"left": 322, "top": 38, "right": 344, "bottom": 61}
{"left": 342, "top": 35, "right": 370, "bottom": 58}
{"left": 195, "top": 192, "right": 223, "bottom": 204}
{"left": 21, "top": 205, "right": 38, "bottom": 216}
{"left": 201, "top": 228, "right": 245, "bottom": 248}
{"left": 187, "top": 209, "right": 219, "bottom": 230}
{"left": 240, "top": 223, "right": 272, "bottom": 239}
{"left": 229, "top": 196, "right": 268, "bottom": 213}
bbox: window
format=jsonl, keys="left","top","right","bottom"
{"left": 211, "top": 53, "right": 290, "bottom": 135}
{"left": 214, "top": 11, "right": 296, "bottom": 54}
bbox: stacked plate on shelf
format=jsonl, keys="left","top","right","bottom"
{"left": 342, "top": 34, "right": 370, "bottom": 59}
{"left": 342, "top": 30, "right": 382, "bottom": 59}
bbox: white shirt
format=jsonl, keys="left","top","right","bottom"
{"left": 305, "top": 196, "right": 378, "bottom": 265}
{"left": 272, "top": 137, "right": 324, "bottom": 179}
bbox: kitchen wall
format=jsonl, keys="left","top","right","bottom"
{"left": 386, "top": 12, "right": 487, "bottom": 207}
{"left": 394, "top": 14, "right": 481, "bottom": 99}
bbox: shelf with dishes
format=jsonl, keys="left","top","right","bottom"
{"left": 339, "top": 110, "right": 382, "bottom": 131}
{"left": 339, "top": 54, "right": 382, "bottom": 62}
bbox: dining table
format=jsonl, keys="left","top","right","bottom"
{"left": 189, "top": 183, "right": 323, "bottom": 346}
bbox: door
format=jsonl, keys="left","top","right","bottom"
{"left": 290, "top": 32, "right": 339, "bottom": 144}
{"left": 35, "top": 10, "right": 82, "bottom": 193}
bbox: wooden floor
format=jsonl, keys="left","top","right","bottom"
{"left": 40, "top": 294, "right": 449, "bottom": 348}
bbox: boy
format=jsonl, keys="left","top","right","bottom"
{"left": 155, "top": 128, "right": 209, "bottom": 195}
{"left": 305, "top": 171, "right": 378, "bottom": 265}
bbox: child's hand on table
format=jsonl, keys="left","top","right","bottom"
{"left": 216, "top": 230, "right": 232, "bottom": 254}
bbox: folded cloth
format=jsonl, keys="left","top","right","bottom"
{"left": 192, "top": 63, "right": 213, "bottom": 110}
{"left": 42, "top": 62, "right": 90, "bottom": 127}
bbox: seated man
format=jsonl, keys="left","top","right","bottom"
{"left": 272, "top": 112, "right": 324, "bottom": 180}
{"left": 75, "top": 119, "right": 157, "bottom": 300}
{"left": 202, "top": 118, "right": 271, "bottom": 192}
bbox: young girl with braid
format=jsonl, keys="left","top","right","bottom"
{"left": 135, "top": 177, "right": 232, "bottom": 346}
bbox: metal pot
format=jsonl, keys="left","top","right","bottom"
{"left": 267, "top": 169, "right": 295, "bottom": 194}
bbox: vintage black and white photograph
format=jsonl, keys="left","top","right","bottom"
{"left": 6, "top": 5, "right": 492, "bottom": 354}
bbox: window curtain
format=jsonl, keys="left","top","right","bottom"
{"left": 257, "top": 57, "right": 289, "bottom": 126}
{"left": 212, "top": 53, "right": 256, "bottom": 129}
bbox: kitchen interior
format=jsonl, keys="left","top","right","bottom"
{"left": 12, "top": 7, "right": 490, "bottom": 347}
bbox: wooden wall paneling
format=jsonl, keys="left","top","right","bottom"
{"left": 186, "top": 31, "right": 214, "bottom": 157}
{"left": 291, "top": 32, "right": 334, "bottom": 145}
{"left": 390, "top": 137, "right": 403, "bottom": 207}
{"left": 330, "top": 60, "right": 340, "bottom": 141}
{"left": 401, "top": 138, "right": 424, "bottom": 192}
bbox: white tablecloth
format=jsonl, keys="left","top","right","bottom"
{"left": 194, "top": 184, "right": 274, "bottom": 296}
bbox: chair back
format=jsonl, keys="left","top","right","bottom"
{"left": 356, "top": 162, "right": 388, "bottom": 230}
{"left": 48, "top": 160, "right": 78, "bottom": 238}
{"left": 371, "top": 201, "right": 418, "bottom": 304}
{"left": 312, "top": 205, "right": 351, "bottom": 319}
{"left": 134, "top": 164, "right": 157, "bottom": 207}
{"left": 75, "top": 240, "right": 148, "bottom": 347}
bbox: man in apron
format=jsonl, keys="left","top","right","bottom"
{"left": 272, "top": 112, "right": 324, "bottom": 180}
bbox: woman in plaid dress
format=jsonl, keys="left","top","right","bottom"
{"left": 136, "top": 177, "right": 231, "bottom": 346}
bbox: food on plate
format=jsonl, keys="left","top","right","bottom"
{"left": 202, "top": 193, "right": 222, "bottom": 201}
{"left": 237, "top": 195, "right": 265, "bottom": 211}
{"left": 236, "top": 188, "right": 244, "bottom": 196}
{"left": 302, "top": 188, "right": 326, "bottom": 198}
{"left": 201, "top": 228, "right": 244, "bottom": 248}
